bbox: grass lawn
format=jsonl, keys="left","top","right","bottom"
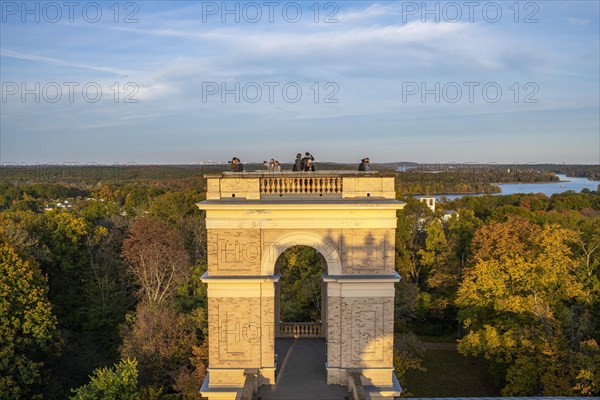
{"left": 403, "top": 349, "right": 501, "bottom": 397}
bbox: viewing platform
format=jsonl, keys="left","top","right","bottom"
{"left": 204, "top": 171, "right": 397, "bottom": 200}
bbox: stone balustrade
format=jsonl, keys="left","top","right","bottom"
{"left": 261, "top": 176, "right": 343, "bottom": 196}
{"left": 277, "top": 322, "right": 324, "bottom": 338}
{"left": 205, "top": 171, "right": 396, "bottom": 200}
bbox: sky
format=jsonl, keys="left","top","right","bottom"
{"left": 1, "top": 0, "right": 599, "bottom": 165}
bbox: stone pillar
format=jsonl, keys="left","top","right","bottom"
{"left": 260, "top": 282, "right": 276, "bottom": 384}
{"left": 323, "top": 276, "right": 401, "bottom": 398}
{"left": 200, "top": 276, "right": 278, "bottom": 399}
{"left": 326, "top": 282, "right": 343, "bottom": 384}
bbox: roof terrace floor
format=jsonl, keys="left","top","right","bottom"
{"left": 256, "top": 339, "right": 350, "bottom": 400}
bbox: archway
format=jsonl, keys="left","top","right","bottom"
{"left": 198, "top": 171, "right": 405, "bottom": 400}
{"left": 261, "top": 231, "right": 341, "bottom": 276}
{"left": 275, "top": 245, "right": 324, "bottom": 324}
{"left": 258, "top": 245, "right": 350, "bottom": 399}
{"left": 264, "top": 232, "right": 340, "bottom": 346}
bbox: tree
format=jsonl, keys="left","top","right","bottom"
{"left": 456, "top": 217, "right": 588, "bottom": 395}
{"left": 419, "top": 218, "right": 451, "bottom": 289}
{"left": 0, "top": 243, "right": 58, "bottom": 399}
{"left": 84, "top": 215, "right": 132, "bottom": 351}
{"left": 417, "top": 218, "right": 455, "bottom": 321}
{"left": 393, "top": 348, "right": 426, "bottom": 397}
{"left": 173, "top": 340, "right": 209, "bottom": 399}
{"left": 278, "top": 246, "right": 322, "bottom": 322}
{"left": 394, "top": 201, "right": 431, "bottom": 329}
{"left": 148, "top": 191, "right": 204, "bottom": 225}
{"left": 70, "top": 358, "right": 138, "bottom": 400}
{"left": 446, "top": 209, "right": 481, "bottom": 269}
{"left": 122, "top": 218, "right": 190, "bottom": 307}
{"left": 395, "top": 199, "right": 431, "bottom": 285}
{"left": 573, "top": 339, "right": 600, "bottom": 395}
{"left": 120, "top": 305, "right": 197, "bottom": 388}
{"left": 120, "top": 207, "right": 207, "bottom": 396}
{"left": 44, "top": 210, "right": 93, "bottom": 330}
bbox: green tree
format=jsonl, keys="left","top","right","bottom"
{"left": 393, "top": 348, "right": 426, "bottom": 397}
{"left": 0, "top": 243, "right": 58, "bottom": 399}
{"left": 70, "top": 358, "right": 138, "bottom": 400}
{"left": 446, "top": 209, "right": 481, "bottom": 269}
{"left": 278, "top": 246, "right": 322, "bottom": 322}
{"left": 395, "top": 199, "right": 431, "bottom": 285}
{"left": 43, "top": 210, "right": 93, "bottom": 329}
{"left": 148, "top": 191, "right": 204, "bottom": 225}
{"left": 394, "top": 200, "right": 431, "bottom": 329}
{"left": 418, "top": 219, "right": 454, "bottom": 321}
{"left": 419, "top": 218, "right": 451, "bottom": 288}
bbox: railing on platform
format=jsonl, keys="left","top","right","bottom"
{"left": 260, "top": 176, "right": 343, "bottom": 196}
{"left": 278, "top": 322, "right": 324, "bottom": 338}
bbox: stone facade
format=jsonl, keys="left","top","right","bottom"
{"left": 340, "top": 228, "right": 396, "bottom": 275}
{"left": 199, "top": 172, "right": 405, "bottom": 400}
{"left": 207, "top": 229, "right": 262, "bottom": 275}
{"left": 207, "top": 227, "right": 395, "bottom": 276}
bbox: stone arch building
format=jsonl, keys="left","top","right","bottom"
{"left": 198, "top": 171, "right": 405, "bottom": 399}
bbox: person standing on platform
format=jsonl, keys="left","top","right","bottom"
{"left": 363, "top": 157, "right": 371, "bottom": 171}
{"left": 292, "top": 153, "right": 303, "bottom": 171}
{"left": 304, "top": 159, "right": 315, "bottom": 172}
{"left": 301, "top": 152, "right": 314, "bottom": 170}
{"left": 230, "top": 157, "right": 243, "bottom": 172}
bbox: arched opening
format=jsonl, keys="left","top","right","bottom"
{"left": 259, "top": 245, "right": 350, "bottom": 398}
{"left": 275, "top": 245, "right": 327, "bottom": 327}
{"left": 260, "top": 231, "right": 341, "bottom": 276}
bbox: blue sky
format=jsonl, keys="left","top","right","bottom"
{"left": 1, "top": 1, "right": 599, "bottom": 164}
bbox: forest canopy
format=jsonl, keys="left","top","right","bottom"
{"left": 0, "top": 167, "right": 599, "bottom": 398}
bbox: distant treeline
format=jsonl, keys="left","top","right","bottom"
{"left": 1, "top": 163, "right": 583, "bottom": 197}
{"left": 393, "top": 167, "right": 559, "bottom": 195}
{"left": 0, "top": 162, "right": 364, "bottom": 185}
{"left": 536, "top": 164, "right": 600, "bottom": 181}
{"left": 0, "top": 164, "right": 219, "bottom": 185}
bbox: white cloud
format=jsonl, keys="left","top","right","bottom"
{"left": 567, "top": 17, "right": 591, "bottom": 26}
{"left": 0, "top": 49, "right": 132, "bottom": 76}
{"left": 337, "top": 3, "right": 400, "bottom": 22}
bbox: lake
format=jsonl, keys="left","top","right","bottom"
{"left": 422, "top": 174, "right": 600, "bottom": 201}
{"left": 498, "top": 174, "right": 599, "bottom": 196}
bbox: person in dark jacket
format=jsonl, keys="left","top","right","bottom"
{"left": 363, "top": 157, "right": 371, "bottom": 171}
{"left": 358, "top": 157, "right": 371, "bottom": 171}
{"left": 230, "top": 157, "right": 243, "bottom": 172}
{"left": 292, "top": 153, "right": 303, "bottom": 171}
{"left": 301, "top": 152, "right": 314, "bottom": 170}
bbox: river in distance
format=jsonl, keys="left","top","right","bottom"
{"left": 418, "top": 174, "right": 600, "bottom": 201}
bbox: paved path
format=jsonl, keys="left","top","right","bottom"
{"left": 256, "top": 339, "right": 349, "bottom": 400}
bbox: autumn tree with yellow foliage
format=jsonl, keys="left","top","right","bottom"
{"left": 456, "top": 217, "right": 600, "bottom": 395}
{"left": 0, "top": 243, "right": 58, "bottom": 399}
